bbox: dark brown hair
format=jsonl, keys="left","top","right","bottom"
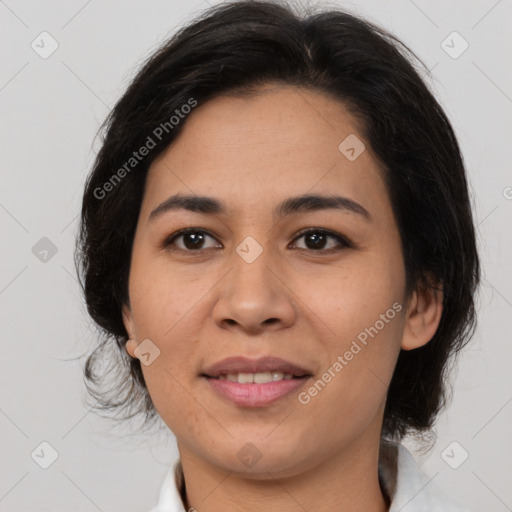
{"left": 76, "top": 0, "right": 480, "bottom": 440}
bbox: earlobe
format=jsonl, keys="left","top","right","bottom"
{"left": 122, "top": 304, "right": 138, "bottom": 358}
{"left": 125, "top": 338, "right": 138, "bottom": 358}
{"left": 401, "top": 280, "right": 443, "bottom": 351}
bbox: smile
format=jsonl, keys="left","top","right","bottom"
{"left": 203, "top": 374, "right": 311, "bottom": 407}
{"left": 214, "top": 371, "right": 296, "bottom": 383}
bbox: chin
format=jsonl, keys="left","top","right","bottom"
{"left": 204, "top": 439, "right": 314, "bottom": 479}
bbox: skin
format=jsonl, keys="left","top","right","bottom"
{"left": 122, "top": 84, "right": 443, "bottom": 512}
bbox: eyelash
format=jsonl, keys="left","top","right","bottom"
{"left": 161, "top": 227, "right": 353, "bottom": 254}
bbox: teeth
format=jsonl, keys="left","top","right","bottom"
{"left": 217, "top": 372, "right": 295, "bottom": 383}
{"left": 238, "top": 372, "right": 255, "bottom": 384}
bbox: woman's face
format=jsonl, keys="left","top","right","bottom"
{"left": 123, "top": 84, "right": 423, "bottom": 477}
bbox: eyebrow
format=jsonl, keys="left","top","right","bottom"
{"left": 149, "top": 193, "right": 371, "bottom": 222}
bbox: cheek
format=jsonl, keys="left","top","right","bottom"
{"left": 297, "top": 306, "right": 404, "bottom": 439}
{"left": 126, "top": 245, "right": 230, "bottom": 418}
{"left": 140, "top": 362, "right": 207, "bottom": 443}
{"left": 128, "top": 242, "right": 213, "bottom": 340}
{"left": 293, "top": 245, "right": 405, "bottom": 413}
{"left": 294, "top": 246, "right": 405, "bottom": 342}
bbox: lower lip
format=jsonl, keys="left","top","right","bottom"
{"left": 204, "top": 376, "right": 311, "bottom": 407}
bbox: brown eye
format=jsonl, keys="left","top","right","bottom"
{"left": 162, "top": 227, "right": 352, "bottom": 254}
{"left": 291, "top": 229, "right": 352, "bottom": 252}
{"left": 163, "top": 229, "right": 221, "bottom": 251}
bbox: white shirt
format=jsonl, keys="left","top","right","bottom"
{"left": 149, "top": 440, "right": 470, "bottom": 512}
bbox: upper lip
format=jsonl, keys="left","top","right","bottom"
{"left": 201, "top": 356, "right": 312, "bottom": 378}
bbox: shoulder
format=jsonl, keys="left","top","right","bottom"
{"left": 148, "top": 461, "right": 187, "bottom": 512}
{"left": 380, "top": 440, "right": 471, "bottom": 512}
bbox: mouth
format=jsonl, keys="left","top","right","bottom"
{"left": 201, "top": 355, "right": 312, "bottom": 378}
{"left": 205, "top": 372, "right": 307, "bottom": 383}
{"left": 200, "top": 356, "right": 313, "bottom": 407}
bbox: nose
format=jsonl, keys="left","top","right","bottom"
{"left": 211, "top": 243, "right": 297, "bottom": 334}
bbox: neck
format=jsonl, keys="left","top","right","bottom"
{"left": 177, "top": 433, "right": 390, "bottom": 512}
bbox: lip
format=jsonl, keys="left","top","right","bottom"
{"left": 201, "top": 356, "right": 312, "bottom": 378}
{"left": 203, "top": 375, "right": 312, "bottom": 407}
{"left": 201, "top": 355, "right": 313, "bottom": 408}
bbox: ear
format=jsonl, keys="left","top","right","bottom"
{"left": 122, "top": 303, "right": 138, "bottom": 358}
{"left": 401, "top": 278, "right": 443, "bottom": 351}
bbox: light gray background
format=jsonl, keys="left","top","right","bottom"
{"left": 1, "top": 0, "right": 511, "bottom": 510}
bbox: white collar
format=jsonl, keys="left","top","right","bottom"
{"left": 149, "top": 440, "right": 470, "bottom": 512}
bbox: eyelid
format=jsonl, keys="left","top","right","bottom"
{"left": 161, "top": 228, "right": 220, "bottom": 251}
{"left": 161, "top": 227, "right": 353, "bottom": 252}
{"left": 291, "top": 227, "right": 353, "bottom": 250}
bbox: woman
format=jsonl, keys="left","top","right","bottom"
{"left": 76, "top": 1, "right": 480, "bottom": 510}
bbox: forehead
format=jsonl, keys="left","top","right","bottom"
{"left": 143, "top": 85, "right": 388, "bottom": 220}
